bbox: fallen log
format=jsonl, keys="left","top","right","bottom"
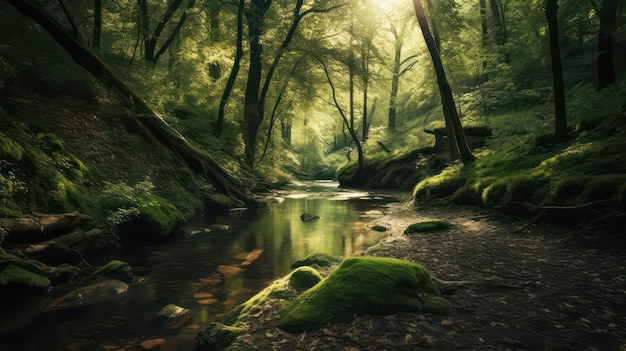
{"left": 0, "top": 211, "right": 89, "bottom": 244}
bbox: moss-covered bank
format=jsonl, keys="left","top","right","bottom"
{"left": 0, "top": 4, "right": 232, "bottom": 240}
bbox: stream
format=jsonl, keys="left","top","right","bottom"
{"left": 3, "top": 181, "right": 400, "bottom": 351}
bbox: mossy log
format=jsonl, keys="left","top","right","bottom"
{"left": 0, "top": 211, "right": 89, "bottom": 244}
{"left": 5, "top": 0, "right": 253, "bottom": 207}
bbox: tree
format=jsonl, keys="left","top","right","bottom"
{"left": 241, "top": 0, "right": 348, "bottom": 167}
{"left": 546, "top": 0, "right": 567, "bottom": 140}
{"left": 93, "top": 0, "right": 101, "bottom": 48}
{"left": 215, "top": 0, "right": 245, "bottom": 136}
{"left": 315, "top": 56, "right": 365, "bottom": 177}
{"left": 412, "top": 0, "right": 475, "bottom": 164}
{"left": 592, "top": 0, "right": 620, "bottom": 89}
{"left": 5, "top": 0, "right": 253, "bottom": 206}
{"left": 143, "top": 0, "right": 196, "bottom": 64}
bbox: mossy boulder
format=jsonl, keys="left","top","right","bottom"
{"left": 197, "top": 266, "right": 323, "bottom": 350}
{"left": 278, "top": 256, "right": 448, "bottom": 333}
{"left": 404, "top": 219, "right": 453, "bottom": 234}
{"left": 291, "top": 253, "right": 343, "bottom": 270}
{"left": 288, "top": 266, "right": 323, "bottom": 291}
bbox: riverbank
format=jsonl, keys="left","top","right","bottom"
{"left": 218, "top": 197, "right": 626, "bottom": 350}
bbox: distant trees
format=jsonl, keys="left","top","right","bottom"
{"left": 241, "top": 0, "right": 348, "bottom": 168}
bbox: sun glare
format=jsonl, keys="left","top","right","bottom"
{"left": 373, "top": 0, "right": 398, "bottom": 12}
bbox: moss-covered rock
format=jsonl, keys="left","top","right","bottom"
{"left": 288, "top": 266, "right": 323, "bottom": 291}
{"left": 278, "top": 256, "right": 448, "bottom": 333}
{"left": 404, "top": 219, "right": 453, "bottom": 234}
{"left": 90, "top": 260, "right": 134, "bottom": 283}
{"left": 197, "top": 266, "right": 323, "bottom": 350}
{"left": 0, "top": 264, "right": 50, "bottom": 288}
{"left": 291, "top": 253, "right": 343, "bottom": 270}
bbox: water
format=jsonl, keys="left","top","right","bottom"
{"left": 2, "top": 181, "right": 399, "bottom": 351}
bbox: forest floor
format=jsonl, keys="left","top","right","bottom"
{"left": 227, "top": 197, "right": 626, "bottom": 350}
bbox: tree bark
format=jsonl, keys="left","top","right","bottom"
{"left": 93, "top": 0, "right": 101, "bottom": 48}
{"left": 242, "top": 0, "right": 268, "bottom": 167}
{"left": 144, "top": 0, "right": 195, "bottom": 64}
{"left": 597, "top": 0, "right": 619, "bottom": 89}
{"left": 388, "top": 38, "right": 401, "bottom": 131}
{"left": 5, "top": 0, "right": 253, "bottom": 206}
{"left": 546, "top": 0, "right": 567, "bottom": 140}
{"left": 413, "top": 0, "right": 475, "bottom": 164}
{"left": 215, "top": 0, "right": 245, "bottom": 136}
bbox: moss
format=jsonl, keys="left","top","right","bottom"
{"left": 0, "top": 264, "right": 50, "bottom": 288}
{"left": 291, "top": 253, "right": 343, "bottom": 269}
{"left": 278, "top": 256, "right": 447, "bottom": 333}
{"left": 197, "top": 322, "right": 245, "bottom": 351}
{"left": 138, "top": 195, "right": 186, "bottom": 235}
{"left": 404, "top": 219, "right": 453, "bottom": 234}
{"left": 198, "top": 266, "right": 324, "bottom": 349}
{"left": 91, "top": 260, "right": 129, "bottom": 276}
{"left": 288, "top": 266, "right": 322, "bottom": 291}
{"left": 0, "top": 133, "right": 24, "bottom": 160}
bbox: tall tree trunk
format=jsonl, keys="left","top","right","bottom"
{"left": 362, "top": 72, "right": 369, "bottom": 142}
{"left": 93, "top": 0, "right": 101, "bottom": 48}
{"left": 488, "top": 0, "right": 508, "bottom": 62}
{"left": 413, "top": 0, "right": 475, "bottom": 164}
{"left": 215, "top": 0, "right": 245, "bottom": 137}
{"left": 479, "top": 0, "right": 488, "bottom": 47}
{"left": 242, "top": 0, "right": 267, "bottom": 167}
{"left": 388, "top": 38, "right": 401, "bottom": 131}
{"left": 5, "top": 0, "right": 253, "bottom": 206}
{"left": 597, "top": 0, "right": 619, "bottom": 89}
{"left": 349, "top": 54, "right": 355, "bottom": 142}
{"left": 546, "top": 0, "right": 567, "bottom": 140}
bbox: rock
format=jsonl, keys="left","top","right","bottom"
{"left": 240, "top": 248, "right": 264, "bottom": 266}
{"left": 157, "top": 304, "right": 191, "bottom": 329}
{"left": 291, "top": 253, "right": 343, "bottom": 269}
{"left": 279, "top": 256, "right": 448, "bottom": 333}
{"left": 288, "top": 266, "right": 322, "bottom": 291}
{"left": 207, "top": 224, "right": 230, "bottom": 230}
{"left": 44, "top": 279, "right": 128, "bottom": 312}
{"left": 217, "top": 265, "right": 243, "bottom": 277}
{"left": 404, "top": 219, "right": 453, "bottom": 234}
{"left": 157, "top": 304, "right": 189, "bottom": 319}
{"left": 192, "top": 292, "right": 214, "bottom": 299}
{"left": 91, "top": 259, "right": 134, "bottom": 283}
{"left": 140, "top": 338, "right": 165, "bottom": 350}
{"left": 369, "top": 224, "right": 389, "bottom": 232}
{"left": 300, "top": 213, "right": 320, "bottom": 222}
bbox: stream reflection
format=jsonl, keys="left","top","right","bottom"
{"left": 4, "top": 181, "right": 398, "bottom": 351}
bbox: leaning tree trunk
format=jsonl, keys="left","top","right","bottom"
{"left": 413, "top": 0, "right": 475, "bottom": 164}
{"left": 546, "top": 0, "right": 567, "bottom": 140}
{"left": 5, "top": 0, "right": 253, "bottom": 207}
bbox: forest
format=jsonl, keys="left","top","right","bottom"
{"left": 1, "top": 0, "right": 625, "bottom": 350}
